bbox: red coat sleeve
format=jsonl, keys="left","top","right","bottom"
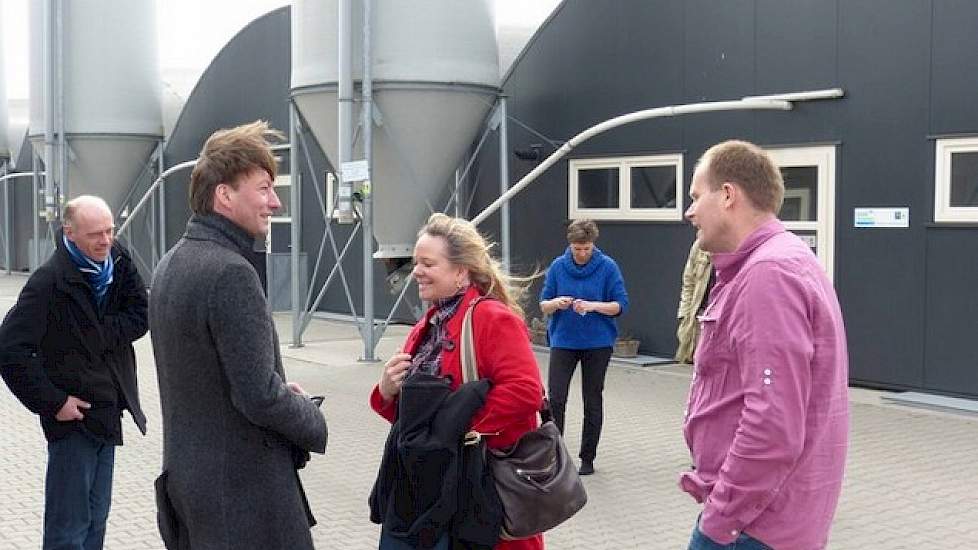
{"left": 468, "top": 302, "right": 544, "bottom": 445}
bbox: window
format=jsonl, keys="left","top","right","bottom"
{"left": 568, "top": 154, "right": 683, "bottom": 221}
{"left": 766, "top": 146, "right": 836, "bottom": 279}
{"left": 271, "top": 175, "right": 292, "bottom": 222}
{"left": 935, "top": 137, "right": 978, "bottom": 223}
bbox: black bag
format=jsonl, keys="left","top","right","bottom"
{"left": 460, "top": 298, "right": 588, "bottom": 540}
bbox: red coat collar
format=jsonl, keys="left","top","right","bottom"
{"left": 405, "top": 286, "right": 486, "bottom": 355}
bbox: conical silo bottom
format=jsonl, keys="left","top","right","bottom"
{"left": 293, "top": 84, "right": 496, "bottom": 258}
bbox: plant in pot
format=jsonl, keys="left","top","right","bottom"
{"left": 528, "top": 317, "right": 549, "bottom": 346}
{"left": 613, "top": 334, "right": 641, "bottom": 358}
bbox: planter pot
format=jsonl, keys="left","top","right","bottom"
{"left": 613, "top": 338, "right": 640, "bottom": 358}
{"left": 530, "top": 329, "right": 548, "bottom": 347}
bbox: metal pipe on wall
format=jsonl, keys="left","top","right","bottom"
{"left": 42, "top": 0, "right": 56, "bottom": 221}
{"left": 157, "top": 142, "right": 166, "bottom": 257}
{"left": 475, "top": 98, "right": 794, "bottom": 227}
{"left": 361, "top": 0, "right": 376, "bottom": 361}
{"left": 32, "top": 152, "right": 41, "bottom": 270}
{"left": 289, "top": 102, "right": 303, "bottom": 348}
{"left": 498, "top": 95, "right": 510, "bottom": 272}
{"left": 1, "top": 162, "right": 8, "bottom": 274}
{"left": 336, "top": 0, "right": 354, "bottom": 223}
{"left": 56, "top": 0, "right": 66, "bottom": 212}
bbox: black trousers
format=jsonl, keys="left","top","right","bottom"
{"left": 547, "top": 346, "right": 613, "bottom": 462}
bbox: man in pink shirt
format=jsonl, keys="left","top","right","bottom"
{"left": 680, "top": 140, "right": 849, "bottom": 550}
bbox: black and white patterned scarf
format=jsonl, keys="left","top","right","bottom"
{"left": 409, "top": 291, "right": 466, "bottom": 377}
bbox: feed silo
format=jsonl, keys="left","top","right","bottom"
{"left": 28, "top": 0, "right": 163, "bottom": 213}
{"left": 291, "top": 0, "right": 499, "bottom": 258}
{"left": 0, "top": 0, "right": 8, "bottom": 166}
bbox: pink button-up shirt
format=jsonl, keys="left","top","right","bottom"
{"left": 680, "top": 219, "right": 849, "bottom": 550}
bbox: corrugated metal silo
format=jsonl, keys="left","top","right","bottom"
{"left": 28, "top": 0, "right": 163, "bottom": 212}
{"left": 291, "top": 0, "right": 499, "bottom": 258}
{"left": 0, "top": 0, "right": 8, "bottom": 164}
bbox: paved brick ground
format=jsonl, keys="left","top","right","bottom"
{"left": 1, "top": 272, "right": 977, "bottom": 549}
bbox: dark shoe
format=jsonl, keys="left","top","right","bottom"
{"left": 578, "top": 460, "right": 594, "bottom": 476}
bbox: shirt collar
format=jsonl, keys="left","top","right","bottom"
{"left": 710, "top": 218, "right": 785, "bottom": 283}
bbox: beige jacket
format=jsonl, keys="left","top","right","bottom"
{"left": 675, "top": 240, "right": 712, "bottom": 364}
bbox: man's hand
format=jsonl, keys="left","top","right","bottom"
{"left": 55, "top": 396, "right": 91, "bottom": 422}
{"left": 379, "top": 352, "right": 412, "bottom": 403}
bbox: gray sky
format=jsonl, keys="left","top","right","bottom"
{"left": 2, "top": 0, "right": 559, "bottom": 102}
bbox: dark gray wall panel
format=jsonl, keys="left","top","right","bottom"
{"left": 752, "top": 0, "right": 839, "bottom": 144}
{"left": 834, "top": 0, "right": 931, "bottom": 388}
{"left": 930, "top": 1, "right": 978, "bottom": 133}
{"left": 923, "top": 228, "right": 978, "bottom": 395}
{"left": 480, "top": 0, "right": 978, "bottom": 390}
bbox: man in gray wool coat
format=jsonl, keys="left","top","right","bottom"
{"left": 149, "top": 120, "right": 328, "bottom": 550}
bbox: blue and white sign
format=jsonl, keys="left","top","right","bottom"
{"left": 854, "top": 207, "right": 910, "bottom": 228}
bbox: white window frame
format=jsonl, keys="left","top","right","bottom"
{"left": 271, "top": 174, "right": 292, "bottom": 223}
{"left": 568, "top": 153, "right": 684, "bottom": 221}
{"left": 934, "top": 136, "right": 978, "bottom": 223}
{"left": 266, "top": 175, "right": 292, "bottom": 253}
{"left": 766, "top": 145, "right": 836, "bottom": 280}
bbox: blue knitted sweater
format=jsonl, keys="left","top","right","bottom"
{"left": 540, "top": 246, "right": 629, "bottom": 349}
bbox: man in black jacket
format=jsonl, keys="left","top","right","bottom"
{"left": 0, "top": 195, "right": 148, "bottom": 550}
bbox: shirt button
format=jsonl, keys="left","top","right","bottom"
{"left": 763, "top": 378, "right": 771, "bottom": 385}
{"left": 731, "top": 530, "right": 738, "bottom": 536}
{"left": 763, "top": 368, "right": 772, "bottom": 375}
{"left": 683, "top": 408, "right": 688, "bottom": 417}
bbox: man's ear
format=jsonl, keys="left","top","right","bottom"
{"left": 215, "top": 183, "right": 231, "bottom": 209}
{"left": 720, "top": 182, "right": 736, "bottom": 208}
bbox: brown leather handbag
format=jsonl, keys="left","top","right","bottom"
{"left": 460, "top": 298, "right": 588, "bottom": 540}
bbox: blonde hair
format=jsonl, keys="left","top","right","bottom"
{"left": 699, "top": 139, "right": 784, "bottom": 213}
{"left": 418, "top": 213, "right": 529, "bottom": 318}
{"left": 189, "top": 120, "right": 284, "bottom": 215}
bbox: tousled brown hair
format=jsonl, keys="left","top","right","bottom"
{"left": 189, "top": 120, "right": 284, "bottom": 215}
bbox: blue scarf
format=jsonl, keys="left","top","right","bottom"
{"left": 63, "top": 233, "right": 115, "bottom": 308}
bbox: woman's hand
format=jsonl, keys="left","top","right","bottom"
{"left": 572, "top": 299, "right": 593, "bottom": 315}
{"left": 379, "top": 352, "right": 412, "bottom": 403}
{"left": 541, "top": 296, "right": 574, "bottom": 315}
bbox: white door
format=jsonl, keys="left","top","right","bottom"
{"left": 766, "top": 145, "right": 836, "bottom": 280}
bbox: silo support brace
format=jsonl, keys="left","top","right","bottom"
{"left": 292, "top": 103, "right": 361, "bottom": 339}
{"left": 0, "top": 171, "right": 49, "bottom": 273}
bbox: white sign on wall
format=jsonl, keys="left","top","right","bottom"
{"left": 341, "top": 159, "right": 370, "bottom": 182}
{"left": 854, "top": 207, "right": 909, "bottom": 228}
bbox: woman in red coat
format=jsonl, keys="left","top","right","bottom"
{"left": 370, "top": 213, "right": 545, "bottom": 550}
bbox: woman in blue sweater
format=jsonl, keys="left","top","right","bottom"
{"left": 539, "top": 219, "right": 628, "bottom": 475}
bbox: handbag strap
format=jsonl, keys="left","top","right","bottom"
{"left": 459, "top": 296, "right": 551, "bottom": 420}
{"left": 460, "top": 296, "right": 487, "bottom": 384}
